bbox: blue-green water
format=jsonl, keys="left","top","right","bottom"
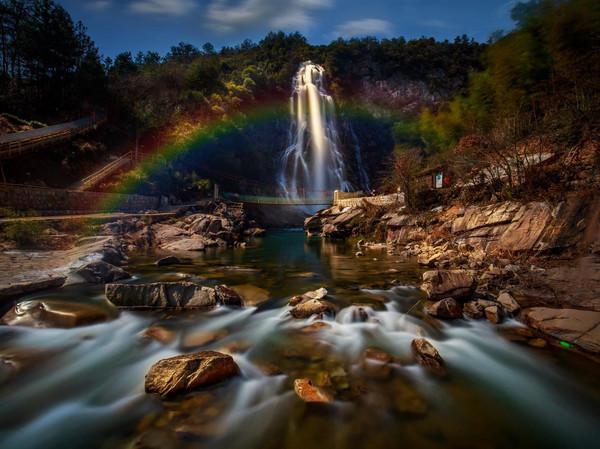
{"left": 0, "top": 231, "right": 598, "bottom": 449}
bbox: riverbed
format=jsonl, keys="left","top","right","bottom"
{"left": 0, "top": 230, "right": 598, "bottom": 449}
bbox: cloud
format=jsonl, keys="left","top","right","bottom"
{"left": 85, "top": 0, "right": 112, "bottom": 10}
{"left": 206, "top": 0, "right": 333, "bottom": 33}
{"left": 333, "top": 18, "right": 393, "bottom": 38}
{"left": 130, "top": 0, "right": 198, "bottom": 16}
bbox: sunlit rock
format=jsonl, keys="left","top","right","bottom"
{"left": 145, "top": 351, "right": 239, "bottom": 398}
{"left": 425, "top": 297, "right": 462, "bottom": 319}
{"left": 411, "top": 338, "right": 446, "bottom": 376}
{"left": 421, "top": 269, "right": 477, "bottom": 301}
{"left": 523, "top": 308, "right": 600, "bottom": 353}
{"left": 293, "top": 378, "right": 333, "bottom": 403}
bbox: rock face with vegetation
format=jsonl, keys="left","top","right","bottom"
{"left": 145, "top": 351, "right": 240, "bottom": 397}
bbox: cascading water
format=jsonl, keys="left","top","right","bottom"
{"left": 278, "top": 62, "right": 352, "bottom": 200}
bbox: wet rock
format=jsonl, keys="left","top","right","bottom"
{"left": 463, "top": 299, "right": 497, "bottom": 319}
{"left": 362, "top": 347, "right": 394, "bottom": 379}
{"left": 0, "top": 276, "right": 66, "bottom": 303}
{"left": 290, "top": 299, "right": 334, "bottom": 319}
{"left": 76, "top": 261, "right": 131, "bottom": 284}
{"left": 497, "top": 291, "right": 521, "bottom": 314}
{"left": 214, "top": 285, "right": 244, "bottom": 307}
{"left": 411, "top": 338, "right": 445, "bottom": 376}
{"left": 484, "top": 305, "right": 503, "bottom": 324}
{"left": 105, "top": 282, "right": 217, "bottom": 309}
{"left": 255, "top": 362, "right": 283, "bottom": 376}
{"left": 155, "top": 256, "right": 192, "bottom": 266}
{"left": 421, "top": 270, "right": 477, "bottom": 301}
{"left": 289, "top": 287, "right": 328, "bottom": 307}
{"left": 293, "top": 378, "right": 333, "bottom": 403}
{"left": 99, "top": 246, "right": 125, "bottom": 266}
{"left": 1, "top": 299, "right": 118, "bottom": 328}
{"left": 139, "top": 325, "right": 176, "bottom": 344}
{"left": 523, "top": 308, "right": 600, "bottom": 353}
{"left": 425, "top": 297, "right": 462, "bottom": 319}
{"left": 145, "top": 351, "right": 240, "bottom": 397}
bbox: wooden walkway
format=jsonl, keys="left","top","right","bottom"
{"left": 0, "top": 113, "right": 107, "bottom": 159}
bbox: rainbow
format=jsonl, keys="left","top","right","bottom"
{"left": 96, "top": 99, "right": 380, "bottom": 212}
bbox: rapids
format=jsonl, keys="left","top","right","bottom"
{"left": 0, "top": 230, "right": 598, "bottom": 449}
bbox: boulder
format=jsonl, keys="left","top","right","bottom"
{"left": 105, "top": 282, "right": 217, "bottom": 309}
{"left": 214, "top": 285, "right": 244, "bottom": 307}
{"left": 425, "top": 298, "right": 462, "bottom": 319}
{"left": 496, "top": 291, "right": 521, "bottom": 314}
{"left": 523, "top": 308, "right": 600, "bottom": 353}
{"left": 463, "top": 299, "right": 498, "bottom": 319}
{"left": 145, "top": 351, "right": 240, "bottom": 397}
{"left": 421, "top": 270, "right": 476, "bottom": 301}
{"left": 293, "top": 378, "right": 333, "bottom": 403}
{"left": 411, "top": 338, "right": 445, "bottom": 376}
{"left": 484, "top": 305, "right": 503, "bottom": 324}
{"left": 289, "top": 288, "right": 327, "bottom": 307}
{"left": 76, "top": 261, "right": 131, "bottom": 284}
{"left": 1, "top": 299, "right": 118, "bottom": 328}
{"left": 290, "top": 299, "right": 334, "bottom": 319}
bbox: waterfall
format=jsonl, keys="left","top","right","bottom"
{"left": 278, "top": 62, "right": 352, "bottom": 200}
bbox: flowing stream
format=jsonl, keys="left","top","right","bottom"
{"left": 0, "top": 231, "right": 598, "bottom": 449}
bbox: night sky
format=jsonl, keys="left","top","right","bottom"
{"left": 59, "top": 0, "right": 517, "bottom": 57}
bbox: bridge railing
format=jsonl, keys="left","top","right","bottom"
{"left": 78, "top": 152, "right": 133, "bottom": 191}
{"left": 0, "top": 113, "right": 107, "bottom": 159}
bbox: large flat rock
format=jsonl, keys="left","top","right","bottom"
{"left": 523, "top": 307, "right": 600, "bottom": 353}
{"left": 105, "top": 282, "right": 217, "bottom": 309}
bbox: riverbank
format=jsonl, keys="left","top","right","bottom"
{"left": 304, "top": 191, "right": 600, "bottom": 359}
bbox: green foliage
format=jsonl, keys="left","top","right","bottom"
{"left": 0, "top": 0, "right": 106, "bottom": 118}
{"left": 415, "top": 0, "right": 599, "bottom": 155}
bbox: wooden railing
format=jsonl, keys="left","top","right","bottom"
{"left": 77, "top": 152, "right": 133, "bottom": 191}
{"left": 0, "top": 113, "right": 107, "bottom": 159}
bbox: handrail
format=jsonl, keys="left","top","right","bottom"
{"left": 78, "top": 152, "right": 132, "bottom": 190}
{"left": 0, "top": 113, "right": 107, "bottom": 159}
